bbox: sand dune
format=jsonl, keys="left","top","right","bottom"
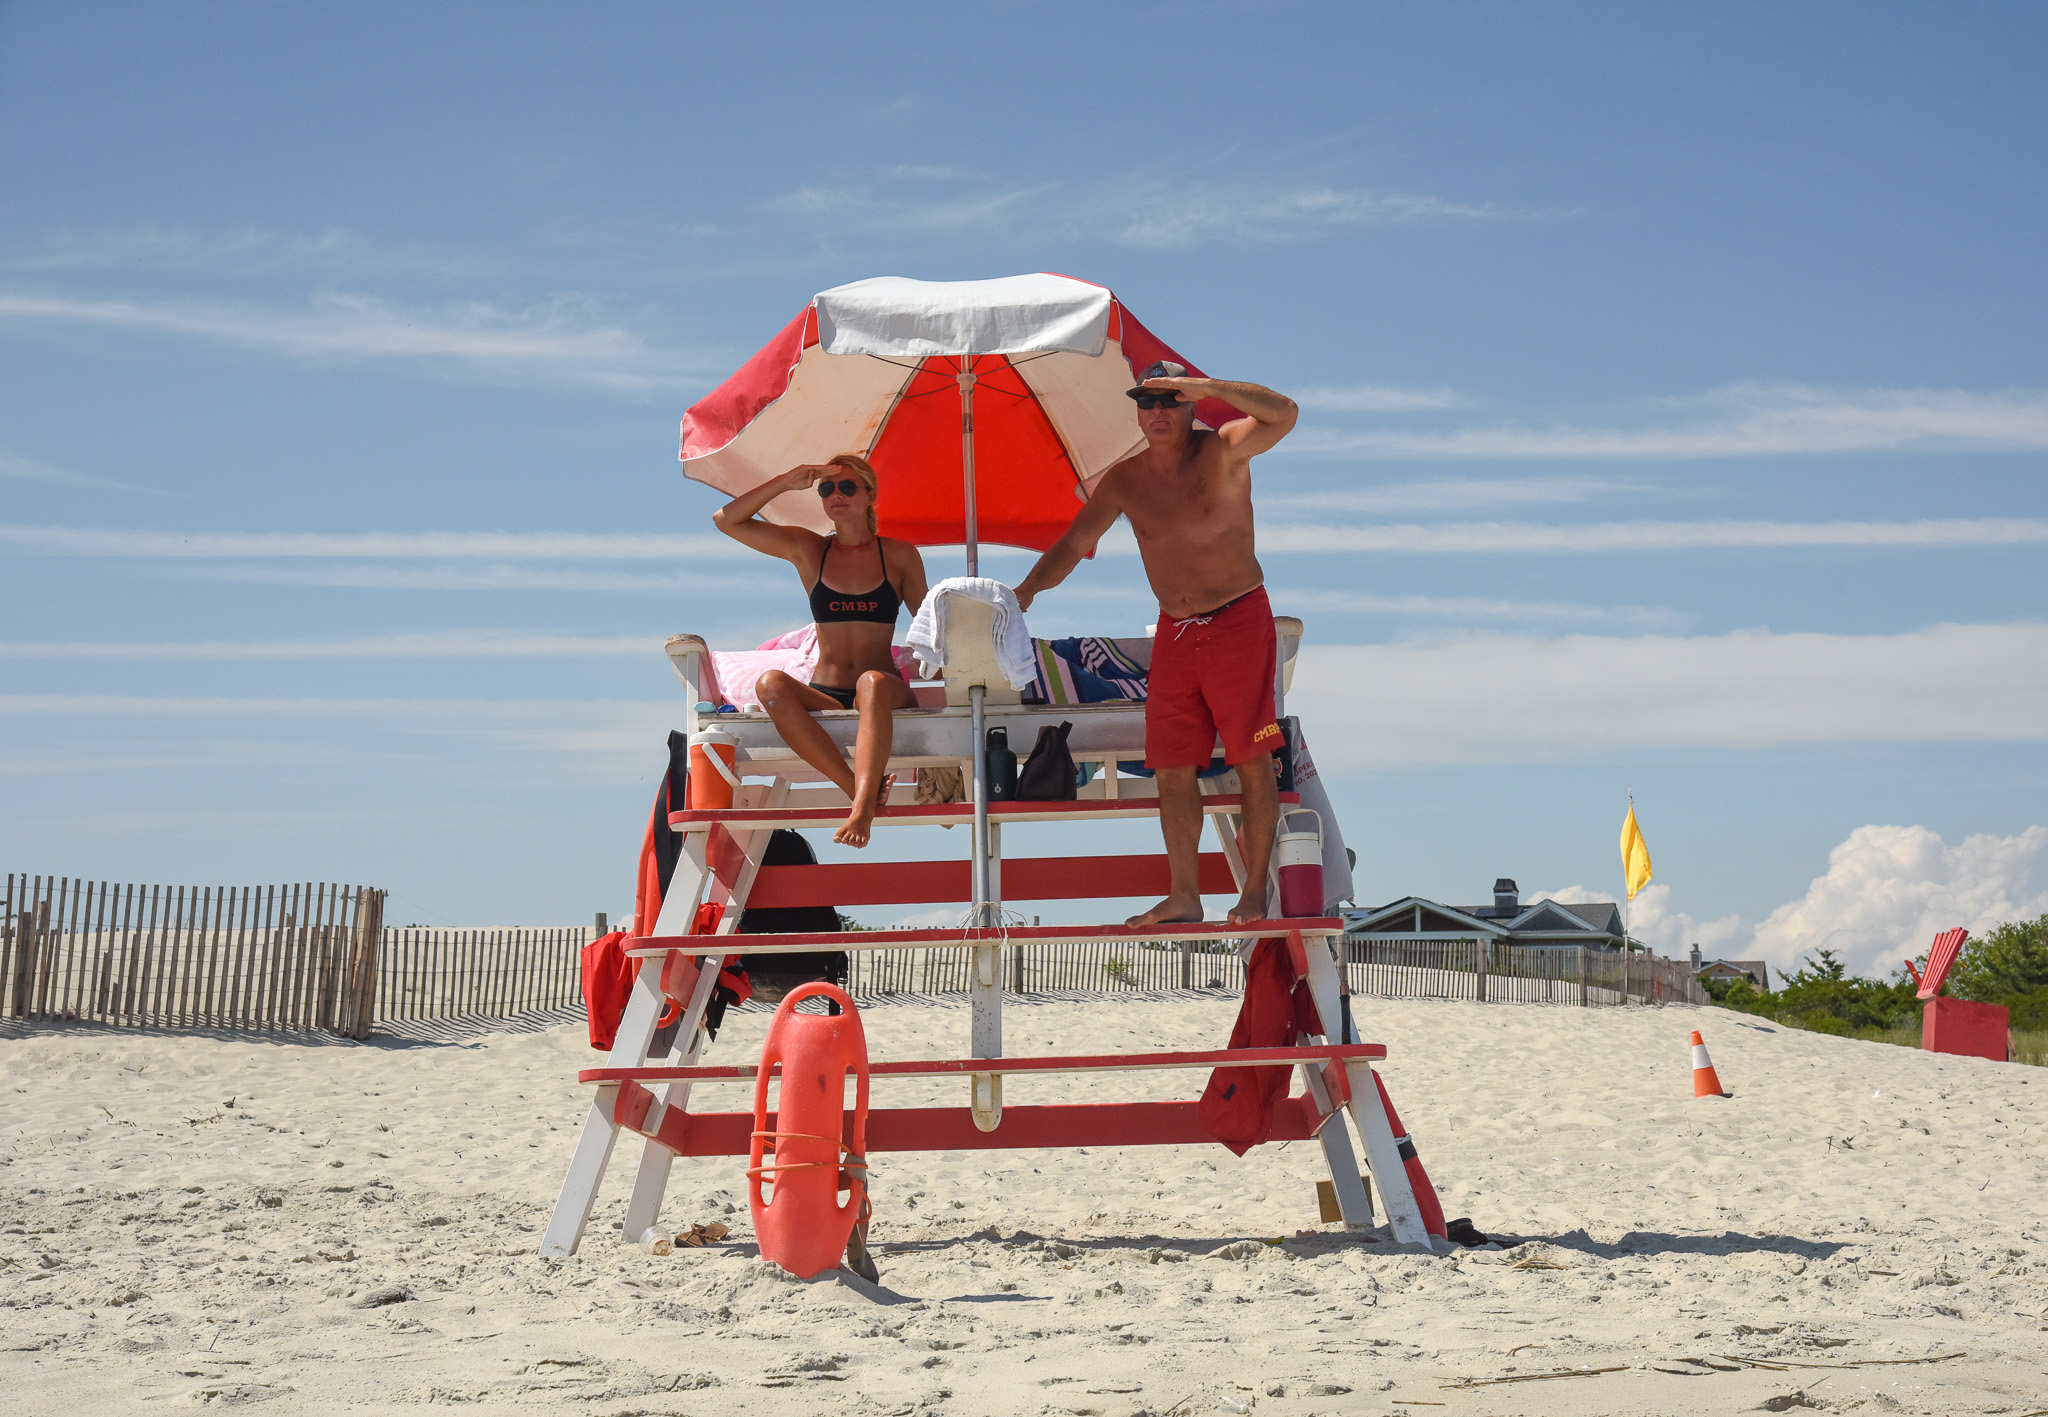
{"left": 3, "top": 993, "right": 2043, "bottom": 1415}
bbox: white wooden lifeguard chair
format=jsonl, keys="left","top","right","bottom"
{"left": 538, "top": 596, "right": 1441, "bottom": 1259}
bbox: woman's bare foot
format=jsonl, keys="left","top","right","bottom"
{"left": 1126, "top": 892, "right": 1206, "bottom": 929}
{"left": 832, "top": 772, "right": 897, "bottom": 849}
{"left": 1224, "top": 890, "right": 1269, "bottom": 927}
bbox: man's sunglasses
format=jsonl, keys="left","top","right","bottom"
{"left": 816, "top": 479, "right": 864, "bottom": 498}
{"left": 1132, "top": 392, "right": 1185, "bottom": 410}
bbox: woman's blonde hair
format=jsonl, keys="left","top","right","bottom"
{"left": 827, "top": 452, "right": 880, "bottom": 535}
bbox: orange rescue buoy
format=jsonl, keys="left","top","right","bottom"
{"left": 747, "top": 982, "right": 870, "bottom": 1280}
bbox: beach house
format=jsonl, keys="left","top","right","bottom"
{"left": 1342, "top": 878, "right": 1628, "bottom": 953}
{"left": 1688, "top": 945, "right": 1770, "bottom": 990}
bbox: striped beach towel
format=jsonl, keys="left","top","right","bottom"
{"left": 1027, "top": 636, "right": 1149, "bottom": 706}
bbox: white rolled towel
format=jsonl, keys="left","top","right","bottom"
{"left": 906, "top": 577, "right": 1036, "bottom": 690}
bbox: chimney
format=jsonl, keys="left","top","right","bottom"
{"left": 1493, "top": 878, "right": 1519, "bottom": 917}
{"left": 1689, "top": 943, "right": 1702, "bottom": 970}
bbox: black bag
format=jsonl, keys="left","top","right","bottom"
{"left": 737, "top": 829, "right": 849, "bottom": 1013}
{"left": 1015, "top": 720, "right": 1078, "bottom": 800}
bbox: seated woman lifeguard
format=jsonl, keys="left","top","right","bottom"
{"left": 712, "top": 454, "right": 928, "bottom": 848}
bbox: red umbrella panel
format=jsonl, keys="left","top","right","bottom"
{"left": 679, "top": 273, "right": 1224, "bottom": 558}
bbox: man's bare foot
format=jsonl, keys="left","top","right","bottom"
{"left": 832, "top": 773, "right": 896, "bottom": 849}
{"left": 1126, "top": 893, "right": 1206, "bottom": 929}
{"left": 1224, "top": 891, "right": 1269, "bottom": 928}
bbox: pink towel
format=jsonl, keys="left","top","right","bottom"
{"left": 707, "top": 625, "right": 920, "bottom": 710}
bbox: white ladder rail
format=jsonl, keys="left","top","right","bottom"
{"left": 619, "top": 779, "right": 788, "bottom": 1243}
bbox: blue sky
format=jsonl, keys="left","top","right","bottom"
{"left": 2, "top": 2, "right": 2044, "bottom": 976}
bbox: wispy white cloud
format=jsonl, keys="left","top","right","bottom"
{"left": 1293, "top": 384, "right": 1465, "bottom": 413}
{"left": 0, "top": 291, "right": 701, "bottom": 391}
{"left": 1261, "top": 476, "right": 1640, "bottom": 516}
{"left": 0, "top": 525, "right": 741, "bottom": 559}
{"left": 1110, "top": 183, "right": 1519, "bottom": 248}
{"left": 0, "top": 451, "right": 170, "bottom": 496}
{"left": 1288, "top": 621, "right": 2048, "bottom": 769}
{"left": 176, "top": 564, "right": 782, "bottom": 594}
{"left": 765, "top": 164, "right": 1530, "bottom": 250}
{"left": 1255, "top": 516, "right": 2048, "bottom": 554}
{"left": 13, "top": 514, "right": 2042, "bottom": 573}
{"left": 1269, "top": 588, "right": 1682, "bottom": 629}
{"left": 773, "top": 180, "right": 1059, "bottom": 233}
{"left": 0, "top": 630, "right": 669, "bottom": 660}
{"left": 0, "top": 451, "right": 91, "bottom": 485}
{"left": 1292, "top": 383, "right": 2048, "bottom": 459}
{"left": 0, "top": 694, "right": 681, "bottom": 782}
{"left": 0, "top": 694, "right": 662, "bottom": 718}
{"left": 5, "top": 224, "right": 468, "bottom": 277}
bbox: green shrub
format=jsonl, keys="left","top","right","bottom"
{"left": 1751, "top": 948, "right": 1920, "bottom": 1032}
{"left": 1700, "top": 934, "right": 2045, "bottom": 1067}
{"left": 2000, "top": 985, "right": 2048, "bottom": 1032}
{"left": 1947, "top": 914, "right": 2048, "bottom": 1002}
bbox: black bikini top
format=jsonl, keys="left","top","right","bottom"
{"left": 809, "top": 535, "right": 901, "bottom": 625}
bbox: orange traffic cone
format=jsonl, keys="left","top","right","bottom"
{"left": 1690, "top": 1030, "right": 1728, "bottom": 1098}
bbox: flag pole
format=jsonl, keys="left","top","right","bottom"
{"left": 1622, "top": 790, "right": 1633, "bottom": 1000}
{"left": 1622, "top": 789, "right": 1631, "bottom": 954}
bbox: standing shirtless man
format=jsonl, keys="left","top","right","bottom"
{"left": 1015, "top": 361, "right": 1297, "bottom": 928}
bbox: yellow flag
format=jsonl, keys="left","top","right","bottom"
{"left": 1619, "top": 800, "right": 1653, "bottom": 900}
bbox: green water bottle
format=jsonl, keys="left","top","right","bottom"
{"left": 985, "top": 726, "right": 1018, "bottom": 801}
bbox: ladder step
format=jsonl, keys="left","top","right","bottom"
{"left": 620, "top": 1095, "right": 1338, "bottom": 1157}
{"left": 624, "top": 919, "right": 1346, "bottom": 957}
{"left": 747, "top": 853, "right": 1238, "bottom": 908}
{"left": 583, "top": 1042, "right": 1385, "bottom": 1086}
{"left": 670, "top": 792, "right": 1299, "bottom": 832}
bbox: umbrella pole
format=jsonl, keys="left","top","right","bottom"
{"left": 960, "top": 359, "right": 996, "bottom": 927}
{"left": 958, "top": 363, "right": 979, "bottom": 577}
{"left": 969, "top": 683, "right": 992, "bottom": 924}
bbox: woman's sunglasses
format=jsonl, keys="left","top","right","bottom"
{"left": 816, "top": 478, "right": 864, "bottom": 498}
{"left": 1132, "top": 393, "right": 1185, "bottom": 410}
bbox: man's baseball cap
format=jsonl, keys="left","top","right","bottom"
{"left": 1126, "top": 359, "right": 1190, "bottom": 398}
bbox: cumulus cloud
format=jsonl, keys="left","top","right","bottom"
{"left": 1534, "top": 825, "right": 2048, "bottom": 982}
{"left": 1533, "top": 882, "right": 1745, "bottom": 958}
{"left": 1750, "top": 825, "right": 2048, "bottom": 981}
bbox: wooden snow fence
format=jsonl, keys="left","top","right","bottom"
{"left": 1, "top": 875, "right": 1708, "bottom": 1037}
{"left": 2, "top": 874, "right": 386, "bottom": 1039}
{"left": 375, "top": 926, "right": 589, "bottom": 1023}
{"left": 844, "top": 935, "right": 1708, "bottom": 1007}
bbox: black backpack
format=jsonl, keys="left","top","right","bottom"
{"left": 1015, "top": 720, "right": 1078, "bottom": 800}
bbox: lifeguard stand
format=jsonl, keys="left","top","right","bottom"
{"left": 539, "top": 598, "right": 1443, "bottom": 1260}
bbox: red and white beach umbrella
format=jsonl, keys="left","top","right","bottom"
{"left": 680, "top": 273, "right": 1225, "bottom": 570}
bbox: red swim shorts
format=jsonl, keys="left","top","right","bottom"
{"left": 1145, "top": 586, "right": 1281, "bottom": 770}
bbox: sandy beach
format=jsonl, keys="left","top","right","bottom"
{"left": 3, "top": 993, "right": 2043, "bottom": 1416}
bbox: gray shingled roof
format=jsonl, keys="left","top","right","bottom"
{"left": 1451, "top": 898, "right": 1622, "bottom": 935}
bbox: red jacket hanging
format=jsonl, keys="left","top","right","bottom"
{"left": 1199, "top": 936, "right": 1323, "bottom": 1155}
